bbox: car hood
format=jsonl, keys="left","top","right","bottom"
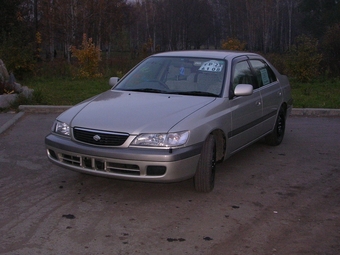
{"left": 60, "top": 90, "right": 216, "bottom": 134}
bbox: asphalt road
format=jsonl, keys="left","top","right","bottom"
{"left": 0, "top": 113, "right": 339, "bottom": 255}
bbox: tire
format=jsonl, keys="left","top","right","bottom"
{"left": 194, "top": 135, "right": 216, "bottom": 192}
{"left": 265, "top": 107, "right": 286, "bottom": 146}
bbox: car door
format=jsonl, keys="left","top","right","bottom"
{"left": 249, "top": 59, "right": 283, "bottom": 134}
{"left": 228, "top": 57, "right": 263, "bottom": 153}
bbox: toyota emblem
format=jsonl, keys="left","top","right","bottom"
{"left": 93, "top": 135, "right": 101, "bottom": 141}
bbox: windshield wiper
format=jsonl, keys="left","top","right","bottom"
{"left": 168, "top": 91, "right": 218, "bottom": 97}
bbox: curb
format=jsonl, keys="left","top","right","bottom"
{"left": 291, "top": 108, "right": 340, "bottom": 117}
{"left": 1, "top": 105, "right": 339, "bottom": 135}
{"left": 0, "top": 106, "right": 71, "bottom": 135}
{"left": 18, "top": 105, "right": 72, "bottom": 113}
{"left": 0, "top": 111, "right": 25, "bottom": 135}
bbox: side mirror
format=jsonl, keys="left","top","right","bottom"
{"left": 234, "top": 84, "right": 253, "bottom": 96}
{"left": 109, "top": 77, "right": 120, "bottom": 87}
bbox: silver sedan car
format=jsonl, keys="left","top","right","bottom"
{"left": 45, "top": 50, "right": 293, "bottom": 192}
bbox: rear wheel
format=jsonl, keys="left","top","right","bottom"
{"left": 194, "top": 135, "right": 216, "bottom": 192}
{"left": 265, "top": 107, "right": 286, "bottom": 146}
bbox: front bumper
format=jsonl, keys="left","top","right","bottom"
{"left": 45, "top": 133, "right": 202, "bottom": 182}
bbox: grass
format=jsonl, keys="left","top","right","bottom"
{"left": 290, "top": 79, "right": 340, "bottom": 108}
{"left": 7, "top": 76, "right": 340, "bottom": 109}
{"left": 22, "top": 77, "right": 110, "bottom": 105}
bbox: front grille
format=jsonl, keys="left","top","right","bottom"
{"left": 73, "top": 127, "right": 129, "bottom": 146}
{"left": 47, "top": 149, "right": 166, "bottom": 177}
{"left": 57, "top": 152, "right": 140, "bottom": 175}
{"left": 60, "top": 154, "right": 81, "bottom": 166}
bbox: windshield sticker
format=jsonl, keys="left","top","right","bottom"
{"left": 260, "top": 69, "right": 270, "bottom": 85}
{"left": 199, "top": 60, "right": 223, "bottom": 72}
{"left": 179, "top": 66, "right": 185, "bottom": 75}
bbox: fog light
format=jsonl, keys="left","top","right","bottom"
{"left": 146, "top": 166, "right": 166, "bottom": 176}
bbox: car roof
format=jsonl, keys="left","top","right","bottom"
{"left": 152, "top": 50, "right": 258, "bottom": 60}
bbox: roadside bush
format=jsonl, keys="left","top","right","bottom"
{"left": 221, "top": 38, "right": 246, "bottom": 51}
{"left": 264, "top": 53, "right": 288, "bottom": 75}
{"left": 70, "top": 34, "right": 102, "bottom": 78}
{"left": 286, "top": 35, "right": 322, "bottom": 82}
{"left": 34, "top": 59, "right": 73, "bottom": 78}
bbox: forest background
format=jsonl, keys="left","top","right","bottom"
{"left": 0, "top": 0, "right": 340, "bottom": 108}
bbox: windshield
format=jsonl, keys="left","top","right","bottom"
{"left": 114, "top": 56, "right": 226, "bottom": 97}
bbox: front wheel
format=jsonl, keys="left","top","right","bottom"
{"left": 194, "top": 135, "right": 216, "bottom": 192}
{"left": 265, "top": 107, "right": 286, "bottom": 146}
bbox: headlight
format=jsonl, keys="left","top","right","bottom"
{"left": 53, "top": 121, "right": 70, "bottom": 136}
{"left": 131, "top": 131, "right": 189, "bottom": 147}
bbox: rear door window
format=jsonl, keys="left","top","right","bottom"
{"left": 249, "top": 60, "right": 277, "bottom": 87}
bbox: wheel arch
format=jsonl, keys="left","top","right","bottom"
{"left": 210, "top": 129, "right": 226, "bottom": 163}
{"left": 281, "top": 102, "right": 288, "bottom": 118}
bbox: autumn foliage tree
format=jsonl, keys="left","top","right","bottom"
{"left": 221, "top": 38, "right": 246, "bottom": 51}
{"left": 70, "top": 34, "right": 102, "bottom": 78}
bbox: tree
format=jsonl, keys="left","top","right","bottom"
{"left": 321, "top": 23, "right": 340, "bottom": 75}
{"left": 0, "top": 0, "right": 22, "bottom": 38}
{"left": 0, "top": 0, "right": 36, "bottom": 78}
{"left": 2, "top": 0, "right": 339, "bottom": 78}
{"left": 299, "top": 0, "right": 340, "bottom": 37}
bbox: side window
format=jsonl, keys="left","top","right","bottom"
{"left": 249, "top": 60, "right": 277, "bottom": 87}
{"left": 232, "top": 61, "right": 256, "bottom": 90}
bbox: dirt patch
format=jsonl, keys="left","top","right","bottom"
{"left": 0, "top": 115, "right": 339, "bottom": 255}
